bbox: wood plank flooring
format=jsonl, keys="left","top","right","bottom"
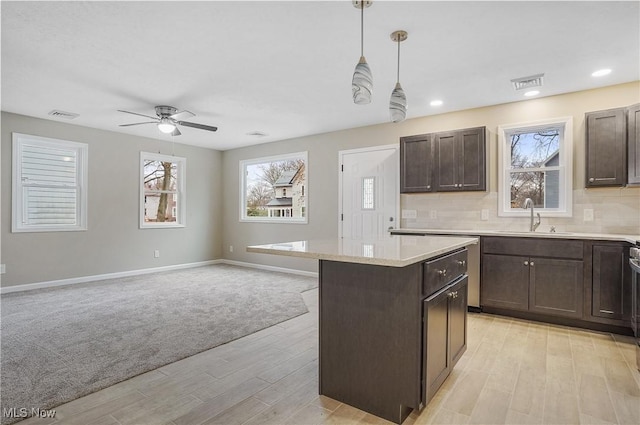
{"left": 19, "top": 288, "right": 640, "bottom": 425}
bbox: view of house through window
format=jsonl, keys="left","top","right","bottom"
{"left": 141, "top": 152, "right": 185, "bottom": 228}
{"left": 240, "top": 152, "right": 307, "bottom": 222}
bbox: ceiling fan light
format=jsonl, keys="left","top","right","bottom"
{"left": 157, "top": 118, "right": 176, "bottom": 134}
{"left": 389, "top": 82, "right": 407, "bottom": 123}
{"left": 352, "top": 56, "right": 373, "bottom": 104}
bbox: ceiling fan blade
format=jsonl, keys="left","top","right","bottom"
{"left": 119, "top": 121, "right": 158, "bottom": 127}
{"left": 170, "top": 110, "right": 195, "bottom": 121}
{"left": 117, "top": 110, "right": 159, "bottom": 121}
{"left": 178, "top": 121, "right": 218, "bottom": 132}
{"left": 171, "top": 127, "right": 182, "bottom": 136}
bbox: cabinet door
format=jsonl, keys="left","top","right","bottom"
{"left": 628, "top": 104, "right": 640, "bottom": 186}
{"left": 529, "top": 257, "right": 583, "bottom": 319}
{"left": 449, "top": 277, "right": 468, "bottom": 366}
{"left": 459, "top": 127, "right": 486, "bottom": 191}
{"left": 586, "top": 108, "right": 627, "bottom": 187}
{"left": 434, "top": 131, "right": 459, "bottom": 191}
{"left": 423, "top": 287, "right": 451, "bottom": 404}
{"left": 592, "top": 244, "right": 632, "bottom": 321}
{"left": 481, "top": 254, "right": 529, "bottom": 311}
{"left": 400, "top": 135, "right": 433, "bottom": 193}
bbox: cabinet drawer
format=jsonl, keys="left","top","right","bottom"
{"left": 482, "top": 237, "right": 583, "bottom": 260}
{"left": 423, "top": 249, "right": 467, "bottom": 296}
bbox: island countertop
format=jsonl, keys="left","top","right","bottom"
{"left": 246, "top": 235, "right": 478, "bottom": 267}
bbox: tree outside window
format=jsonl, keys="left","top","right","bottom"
{"left": 140, "top": 152, "right": 185, "bottom": 228}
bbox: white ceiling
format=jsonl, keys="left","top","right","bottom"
{"left": 2, "top": 1, "right": 639, "bottom": 151}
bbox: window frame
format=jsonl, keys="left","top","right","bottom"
{"left": 239, "top": 151, "right": 308, "bottom": 224}
{"left": 497, "top": 117, "right": 573, "bottom": 218}
{"left": 12, "top": 133, "right": 88, "bottom": 233}
{"left": 140, "top": 152, "right": 186, "bottom": 229}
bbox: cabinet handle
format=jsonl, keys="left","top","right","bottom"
{"left": 457, "top": 260, "right": 466, "bottom": 266}
{"left": 600, "top": 310, "right": 615, "bottom": 314}
{"left": 524, "top": 261, "right": 529, "bottom": 266}
{"left": 589, "top": 177, "right": 595, "bottom": 183}
{"left": 427, "top": 185, "right": 431, "bottom": 189}
{"left": 530, "top": 261, "right": 534, "bottom": 266}
{"left": 447, "top": 292, "right": 455, "bottom": 298}
{"left": 438, "top": 269, "right": 448, "bottom": 277}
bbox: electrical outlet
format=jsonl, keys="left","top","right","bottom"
{"left": 154, "top": 250, "right": 160, "bottom": 258}
{"left": 0, "top": 264, "right": 5, "bottom": 274}
{"left": 481, "top": 209, "right": 489, "bottom": 221}
{"left": 583, "top": 209, "right": 594, "bottom": 222}
{"left": 430, "top": 210, "right": 437, "bottom": 220}
{"left": 229, "top": 245, "right": 234, "bottom": 253}
{"left": 401, "top": 209, "right": 417, "bottom": 219}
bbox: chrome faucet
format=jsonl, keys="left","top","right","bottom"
{"left": 523, "top": 198, "right": 541, "bottom": 232}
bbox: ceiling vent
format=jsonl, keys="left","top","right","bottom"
{"left": 48, "top": 110, "right": 79, "bottom": 119}
{"left": 511, "top": 73, "right": 544, "bottom": 91}
{"left": 246, "top": 131, "right": 268, "bottom": 137}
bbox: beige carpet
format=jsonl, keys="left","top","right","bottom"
{"left": 0, "top": 264, "right": 317, "bottom": 424}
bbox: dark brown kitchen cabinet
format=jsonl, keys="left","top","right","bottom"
{"left": 434, "top": 127, "right": 486, "bottom": 192}
{"left": 423, "top": 276, "right": 467, "bottom": 405}
{"left": 586, "top": 107, "right": 627, "bottom": 187}
{"left": 400, "top": 134, "right": 433, "bottom": 192}
{"left": 591, "top": 243, "right": 632, "bottom": 323}
{"left": 628, "top": 103, "right": 640, "bottom": 186}
{"left": 481, "top": 237, "right": 584, "bottom": 319}
{"left": 400, "top": 127, "right": 486, "bottom": 193}
{"left": 481, "top": 253, "right": 530, "bottom": 311}
{"left": 529, "top": 257, "right": 583, "bottom": 319}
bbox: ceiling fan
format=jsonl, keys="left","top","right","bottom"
{"left": 118, "top": 105, "right": 218, "bottom": 136}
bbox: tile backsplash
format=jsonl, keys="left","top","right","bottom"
{"left": 401, "top": 187, "right": 640, "bottom": 235}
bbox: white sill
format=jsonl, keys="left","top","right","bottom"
{"left": 140, "top": 224, "right": 186, "bottom": 229}
{"left": 240, "top": 218, "right": 308, "bottom": 224}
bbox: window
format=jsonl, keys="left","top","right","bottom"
{"left": 240, "top": 151, "right": 307, "bottom": 223}
{"left": 140, "top": 152, "right": 186, "bottom": 228}
{"left": 12, "top": 133, "right": 88, "bottom": 232}
{"left": 498, "top": 117, "right": 573, "bottom": 217}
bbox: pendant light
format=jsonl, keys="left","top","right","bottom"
{"left": 389, "top": 30, "right": 408, "bottom": 123}
{"left": 352, "top": 1, "right": 373, "bottom": 104}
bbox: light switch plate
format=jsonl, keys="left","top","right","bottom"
{"left": 401, "top": 209, "right": 417, "bottom": 219}
{"left": 481, "top": 209, "right": 489, "bottom": 221}
{"left": 430, "top": 210, "right": 437, "bottom": 219}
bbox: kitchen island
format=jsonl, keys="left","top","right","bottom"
{"left": 247, "top": 235, "right": 478, "bottom": 424}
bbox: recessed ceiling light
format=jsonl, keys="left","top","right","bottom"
{"left": 591, "top": 68, "right": 612, "bottom": 77}
{"left": 524, "top": 90, "right": 540, "bottom": 97}
{"left": 430, "top": 100, "right": 443, "bottom": 107}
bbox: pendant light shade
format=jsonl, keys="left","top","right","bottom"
{"left": 389, "top": 30, "right": 408, "bottom": 123}
{"left": 352, "top": 1, "right": 373, "bottom": 104}
{"left": 390, "top": 82, "right": 407, "bottom": 123}
{"left": 352, "top": 56, "right": 373, "bottom": 104}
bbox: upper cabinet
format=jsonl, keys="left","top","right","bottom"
{"left": 400, "top": 134, "right": 433, "bottom": 192}
{"left": 627, "top": 103, "right": 640, "bottom": 186}
{"left": 585, "top": 107, "right": 627, "bottom": 187}
{"left": 400, "top": 126, "right": 486, "bottom": 193}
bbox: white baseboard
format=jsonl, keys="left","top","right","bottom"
{"left": 220, "top": 259, "right": 319, "bottom": 278}
{"left": 0, "top": 259, "right": 317, "bottom": 294}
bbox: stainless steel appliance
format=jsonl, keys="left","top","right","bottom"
{"left": 630, "top": 245, "right": 640, "bottom": 371}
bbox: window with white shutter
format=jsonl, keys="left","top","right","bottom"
{"left": 12, "top": 133, "right": 88, "bottom": 232}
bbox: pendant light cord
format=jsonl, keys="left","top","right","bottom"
{"left": 396, "top": 38, "right": 401, "bottom": 83}
{"left": 360, "top": 2, "right": 364, "bottom": 56}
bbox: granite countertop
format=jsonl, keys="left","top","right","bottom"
{"left": 391, "top": 228, "right": 639, "bottom": 244}
{"left": 247, "top": 235, "right": 479, "bottom": 267}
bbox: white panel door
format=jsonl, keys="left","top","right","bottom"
{"left": 341, "top": 146, "right": 398, "bottom": 239}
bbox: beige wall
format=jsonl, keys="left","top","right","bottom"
{"left": 222, "top": 82, "right": 640, "bottom": 271}
{"left": 1, "top": 112, "right": 223, "bottom": 287}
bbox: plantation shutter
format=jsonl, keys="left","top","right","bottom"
{"left": 21, "top": 143, "right": 79, "bottom": 225}
{"left": 12, "top": 133, "right": 88, "bottom": 232}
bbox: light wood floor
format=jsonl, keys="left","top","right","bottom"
{"left": 21, "top": 288, "right": 640, "bottom": 425}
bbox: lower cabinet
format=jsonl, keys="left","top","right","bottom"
{"left": 481, "top": 237, "right": 584, "bottom": 320}
{"left": 423, "top": 276, "right": 468, "bottom": 404}
{"left": 591, "top": 243, "right": 632, "bottom": 324}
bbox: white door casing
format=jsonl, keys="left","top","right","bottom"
{"left": 339, "top": 145, "right": 399, "bottom": 239}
